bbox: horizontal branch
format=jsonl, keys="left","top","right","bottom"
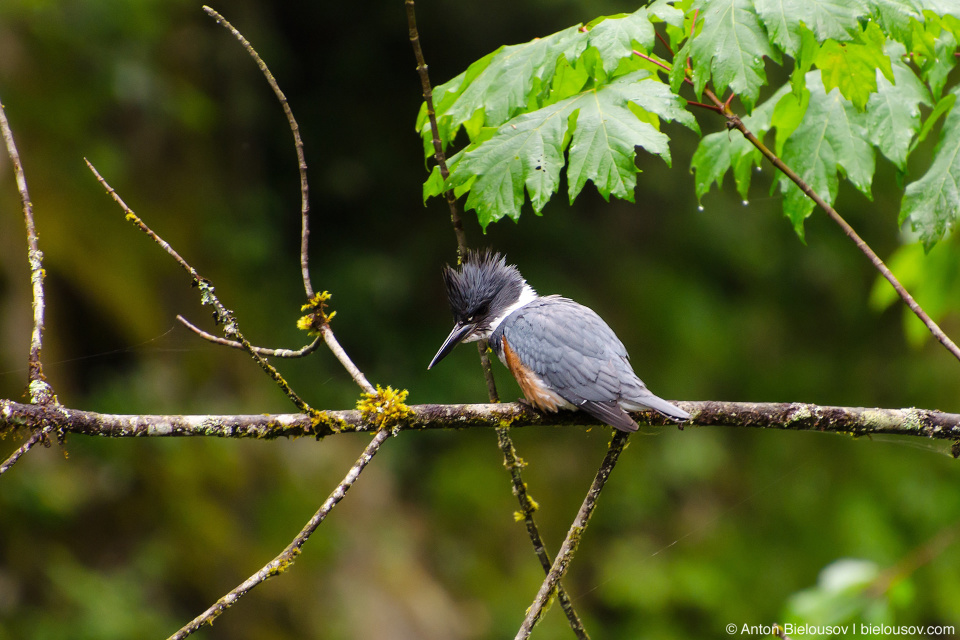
{"left": 2, "top": 399, "right": 958, "bottom": 447}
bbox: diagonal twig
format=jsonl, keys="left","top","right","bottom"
{"left": 157, "top": 10, "right": 384, "bottom": 638}
{"left": 635, "top": 39, "right": 960, "bottom": 366}
{"left": 0, "top": 425, "right": 55, "bottom": 477}
{"left": 202, "top": 6, "right": 314, "bottom": 300}
{"left": 496, "top": 429, "right": 589, "bottom": 638}
{"left": 701, "top": 87, "right": 960, "bottom": 365}
{"left": 197, "top": 8, "right": 375, "bottom": 395}
{"left": 166, "top": 427, "right": 391, "bottom": 640}
{"left": 177, "top": 315, "right": 323, "bottom": 358}
{"left": 85, "top": 159, "right": 317, "bottom": 414}
{"left": 515, "top": 430, "right": 630, "bottom": 639}
{"left": 405, "top": 0, "right": 500, "bottom": 400}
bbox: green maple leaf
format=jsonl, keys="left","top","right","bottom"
{"left": 910, "top": 12, "right": 959, "bottom": 99}
{"left": 869, "top": 0, "right": 926, "bottom": 43}
{"left": 755, "top": 0, "right": 866, "bottom": 56}
{"left": 445, "top": 71, "right": 696, "bottom": 228}
{"left": 415, "top": 25, "right": 586, "bottom": 150}
{"left": 900, "top": 86, "right": 960, "bottom": 249}
{"left": 416, "top": 6, "right": 680, "bottom": 157}
{"left": 777, "top": 71, "right": 874, "bottom": 236}
{"left": 865, "top": 40, "right": 932, "bottom": 170}
{"left": 814, "top": 22, "right": 893, "bottom": 111}
{"left": 586, "top": 11, "right": 656, "bottom": 73}
{"left": 690, "top": 0, "right": 781, "bottom": 110}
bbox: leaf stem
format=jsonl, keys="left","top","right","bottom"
{"left": 632, "top": 49, "right": 671, "bottom": 73}
{"left": 655, "top": 30, "right": 673, "bottom": 57}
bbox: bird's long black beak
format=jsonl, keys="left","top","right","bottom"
{"left": 428, "top": 321, "right": 476, "bottom": 369}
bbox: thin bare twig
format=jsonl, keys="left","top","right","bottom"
{"left": 0, "top": 100, "right": 52, "bottom": 400}
{"left": 320, "top": 324, "right": 375, "bottom": 394}
{"left": 405, "top": 0, "right": 499, "bottom": 403}
{"left": 198, "top": 8, "right": 375, "bottom": 395}
{"left": 177, "top": 314, "right": 323, "bottom": 358}
{"left": 179, "top": 316, "right": 369, "bottom": 396}
{"left": 203, "top": 6, "right": 314, "bottom": 300}
{"left": 0, "top": 425, "right": 54, "bottom": 476}
{"left": 166, "top": 427, "right": 391, "bottom": 640}
{"left": 515, "top": 431, "right": 630, "bottom": 639}
{"left": 405, "top": 0, "right": 467, "bottom": 257}
{"left": 867, "top": 519, "right": 960, "bottom": 597}
{"left": 84, "top": 159, "right": 316, "bottom": 414}
{"left": 496, "top": 429, "right": 589, "bottom": 638}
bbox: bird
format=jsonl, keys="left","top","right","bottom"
{"left": 428, "top": 250, "right": 689, "bottom": 432}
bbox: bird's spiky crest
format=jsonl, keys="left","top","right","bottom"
{"left": 442, "top": 250, "right": 525, "bottom": 326}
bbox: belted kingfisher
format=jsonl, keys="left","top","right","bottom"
{"left": 428, "top": 251, "right": 689, "bottom": 432}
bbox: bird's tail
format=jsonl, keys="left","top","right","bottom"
{"left": 623, "top": 393, "right": 690, "bottom": 422}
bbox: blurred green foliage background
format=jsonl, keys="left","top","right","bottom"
{"left": 1, "top": 1, "right": 958, "bottom": 638}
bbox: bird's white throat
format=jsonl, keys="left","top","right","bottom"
{"left": 487, "top": 283, "right": 538, "bottom": 335}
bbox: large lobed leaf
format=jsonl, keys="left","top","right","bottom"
{"left": 777, "top": 71, "right": 875, "bottom": 236}
{"left": 419, "top": 0, "right": 960, "bottom": 247}
{"left": 866, "top": 40, "right": 932, "bottom": 171}
{"left": 442, "top": 72, "right": 696, "bottom": 228}
{"left": 416, "top": 4, "right": 682, "bottom": 153}
{"left": 901, "top": 86, "right": 960, "bottom": 249}
{"left": 689, "top": 0, "right": 781, "bottom": 111}
{"left": 755, "top": 0, "right": 867, "bottom": 56}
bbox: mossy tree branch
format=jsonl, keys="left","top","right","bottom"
{"left": 3, "top": 399, "right": 958, "bottom": 446}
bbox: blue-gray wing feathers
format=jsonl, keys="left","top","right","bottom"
{"left": 492, "top": 296, "right": 688, "bottom": 430}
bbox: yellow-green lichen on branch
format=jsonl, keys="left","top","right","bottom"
{"left": 513, "top": 494, "right": 540, "bottom": 522}
{"left": 357, "top": 385, "right": 414, "bottom": 431}
{"left": 297, "top": 291, "right": 336, "bottom": 335}
{"left": 309, "top": 409, "right": 348, "bottom": 438}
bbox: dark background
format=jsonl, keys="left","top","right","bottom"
{"left": 1, "top": 2, "right": 958, "bottom": 638}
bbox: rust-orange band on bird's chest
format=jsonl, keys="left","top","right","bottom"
{"left": 501, "top": 336, "right": 568, "bottom": 412}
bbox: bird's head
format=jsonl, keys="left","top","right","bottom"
{"left": 428, "top": 250, "right": 536, "bottom": 369}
